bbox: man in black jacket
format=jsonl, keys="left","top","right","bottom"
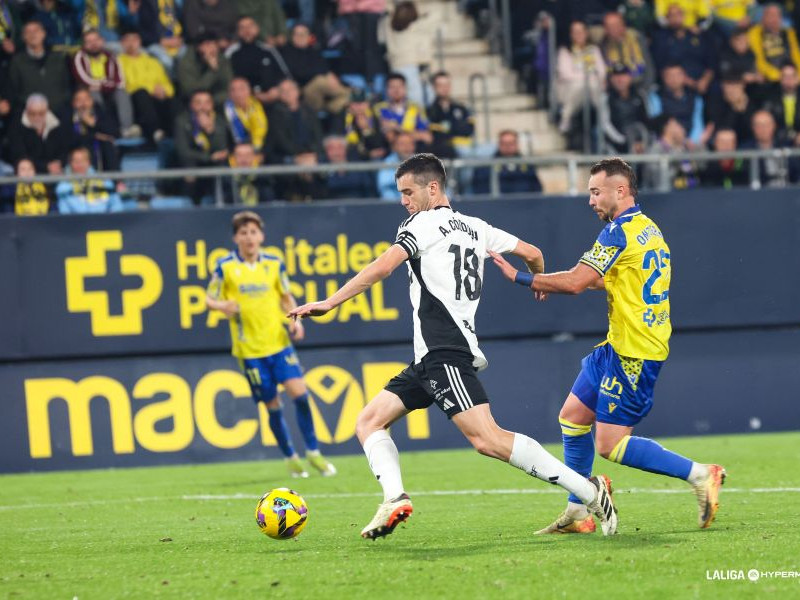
{"left": 225, "top": 15, "right": 289, "bottom": 108}
{"left": 426, "top": 71, "right": 474, "bottom": 159}
{"left": 5, "top": 93, "right": 69, "bottom": 174}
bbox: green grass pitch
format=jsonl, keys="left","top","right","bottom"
{"left": 2, "top": 432, "right": 799, "bottom": 599}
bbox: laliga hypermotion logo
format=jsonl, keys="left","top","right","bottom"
{"left": 65, "top": 231, "right": 163, "bottom": 336}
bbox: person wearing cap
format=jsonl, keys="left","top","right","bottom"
{"left": 176, "top": 31, "right": 234, "bottom": 108}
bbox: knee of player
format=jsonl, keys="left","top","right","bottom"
{"left": 355, "top": 408, "right": 383, "bottom": 439}
{"left": 265, "top": 397, "right": 282, "bottom": 410}
{"left": 595, "top": 439, "right": 618, "bottom": 459}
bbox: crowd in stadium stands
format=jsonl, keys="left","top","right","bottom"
{"left": 3, "top": 0, "right": 800, "bottom": 215}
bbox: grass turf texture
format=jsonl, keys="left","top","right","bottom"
{"left": 1, "top": 432, "right": 799, "bottom": 599}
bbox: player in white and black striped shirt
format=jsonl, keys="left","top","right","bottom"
{"left": 290, "top": 154, "right": 618, "bottom": 539}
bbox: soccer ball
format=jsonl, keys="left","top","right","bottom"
{"left": 255, "top": 488, "right": 309, "bottom": 540}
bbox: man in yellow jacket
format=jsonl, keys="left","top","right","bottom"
{"left": 748, "top": 3, "right": 800, "bottom": 82}
{"left": 118, "top": 28, "right": 175, "bottom": 143}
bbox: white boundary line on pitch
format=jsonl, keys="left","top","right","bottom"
{"left": 0, "top": 487, "right": 798, "bottom": 511}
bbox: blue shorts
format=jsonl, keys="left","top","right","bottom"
{"left": 241, "top": 346, "right": 304, "bottom": 402}
{"left": 570, "top": 343, "right": 663, "bottom": 427}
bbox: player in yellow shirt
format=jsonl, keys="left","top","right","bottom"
{"left": 206, "top": 211, "right": 336, "bottom": 478}
{"left": 491, "top": 158, "right": 725, "bottom": 534}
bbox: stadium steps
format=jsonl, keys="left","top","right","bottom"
{"left": 419, "top": 0, "right": 569, "bottom": 193}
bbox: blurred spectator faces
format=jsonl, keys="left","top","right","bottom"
{"left": 16, "top": 159, "right": 36, "bottom": 178}
{"left": 762, "top": 4, "right": 782, "bottom": 34}
{"left": 661, "top": 116, "right": 686, "bottom": 146}
{"left": 82, "top": 29, "right": 105, "bottom": 55}
{"left": 197, "top": 36, "right": 220, "bottom": 64}
{"left": 323, "top": 136, "right": 348, "bottom": 163}
{"left": 232, "top": 143, "right": 259, "bottom": 167}
{"left": 190, "top": 90, "right": 214, "bottom": 115}
{"left": 69, "top": 147, "right": 92, "bottom": 175}
{"left": 780, "top": 63, "right": 799, "bottom": 93}
{"left": 229, "top": 78, "right": 252, "bottom": 107}
{"left": 570, "top": 20, "right": 588, "bottom": 47}
{"left": 752, "top": 110, "right": 777, "bottom": 145}
{"left": 386, "top": 74, "right": 407, "bottom": 104}
{"left": 120, "top": 30, "right": 143, "bottom": 55}
{"left": 666, "top": 4, "right": 686, "bottom": 30}
{"left": 662, "top": 64, "right": 686, "bottom": 92}
{"left": 291, "top": 24, "right": 312, "bottom": 49}
{"left": 25, "top": 95, "right": 49, "bottom": 131}
{"left": 497, "top": 130, "right": 520, "bottom": 157}
{"left": 22, "top": 20, "right": 46, "bottom": 51}
{"left": 432, "top": 72, "right": 451, "bottom": 100}
{"left": 278, "top": 78, "right": 301, "bottom": 106}
{"left": 721, "top": 77, "right": 746, "bottom": 103}
{"left": 603, "top": 12, "right": 626, "bottom": 41}
{"left": 72, "top": 88, "right": 94, "bottom": 113}
{"left": 610, "top": 68, "right": 633, "bottom": 94}
{"left": 714, "top": 128, "right": 737, "bottom": 152}
{"left": 236, "top": 16, "right": 260, "bottom": 44}
{"left": 393, "top": 131, "right": 415, "bottom": 159}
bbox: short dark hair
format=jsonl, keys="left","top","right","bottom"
{"left": 431, "top": 70, "right": 450, "bottom": 84}
{"left": 69, "top": 146, "right": 91, "bottom": 161}
{"left": 394, "top": 153, "right": 447, "bottom": 188}
{"left": 232, "top": 210, "right": 264, "bottom": 234}
{"left": 589, "top": 157, "right": 638, "bottom": 197}
{"left": 387, "top": 72, "right": 407, "bottom": 85}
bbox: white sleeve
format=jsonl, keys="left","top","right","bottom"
{"left": 394, "top": 214, "right": 437, "bottom": 259}
{"left": 485, "top": 224, "right": 519, "bottom": 254}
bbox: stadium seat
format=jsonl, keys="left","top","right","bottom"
{"left": 150, "top": 196, "right": 193, "bottom": 210}
{"left": 120, "top": 152, "right": 160, "bottom": 199}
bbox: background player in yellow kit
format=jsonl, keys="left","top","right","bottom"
{"left": 491, "top": 158, "right": 725, "bottom": 534}
{"left": 206, "top": 211, "right": 336, "bottom": 478}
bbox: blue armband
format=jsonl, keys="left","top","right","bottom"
{"left": 514, "top": 271, "right": 534, "bottom": 287}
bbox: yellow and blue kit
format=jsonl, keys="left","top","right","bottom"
{"left": 571, "top": 205, "right": 671, "bottom": 426}
{"left": 209, "top": 250, "right": 303, "bottom": 401}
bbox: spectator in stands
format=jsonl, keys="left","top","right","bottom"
{"left": 556, "top": 20, "right": 624, "bottom": 147}
{"left": 118, "top": 28, "right": 175, "bottom": 144}
{"left": 56, "top": 146, "right": 123, "bottom": 213}
{"left": 650, "top": 64, "right": 710, "bottom": 146}
{"left": 374, "top": 72, "right": 432, "bottom": 149}
{"left": 654, "top": 0, "right": 711, "bottom": 30}
{"left": 235, "top": 0, "right": 287, "bottom": 46}
{"left": 644, "top": 115, "right": 700, "bottom": 189}
{"left": 6, "top": 94, "right": 69, "bottom": 174}
{"left": 427, "top": 70, "right": 475, "bottom": 159}
{"left": 606, "top": 62, "right": 650, "bottom": 152}
{"left": 176, "top": 32, "right": 233, "bottom": 108}
{"left": 384, "top": 1, "right": 435, "bottom": 107}
{"left": 702, "top": 128, "right": 749, "bottom": 188}
{"left": 651, "top": 4, "right": 715, "bottom": 95}
{"left": 228, "top": 142, "right": 274, "bottom": 204}
{"left": 557, "top": 19, "right": 607, "bottom": 135}
{"left": 742, "top": 109, "right": 799, "bottom": 186}
{"left": 472, "top": 129, "right": 542, "bottom": 195}
{"left": 600, "top": 11, "right": 654, "bottom": 90}
{"left": 12, "top": 158, "right": 52, "bottom": 215}
{"left": 76, "top": 0, "right": 137, "bottom": 46}
{"left": 279, "top": 23, "right": 350, "bottom": 115}
{"left": 174, "top": 89, "right": 229, "bottom": 201}
{"left": 748, "top": 3, "right": 800, "bottom": 83}
{"left": 719, "top": 27, "right": 763, "bottom": 86}
{"left": 183, "top": 0, "right": 238, "bottom": 48}
{"left": 320, "top": 135, "right": 375, "bottom": 200}
{"left": 344, "top": 88, "right": 388, "bottom": 160}
{"left": 65, "top": 87, "right": 120, "bottom": 171}
{"left": 224, "top": 77, "right": 268, "bottom": 152}
{"left": 33, "top": 0, "right": 81, "bottom": 49}
{"left": 338, "top": 0, "right": 386, "bottom": 85}
{"left": 377, "top": 130, "right": 415, "bottom": 200}
{"left": 264, "top": 78, "right": 323, "bottom": 163}
{"left": 708, "top": 75, "right": 757, "bottom": 145}
{"left": 71, "top": 28, "right": 138, "bottom": 138}
{"left": 226, "top": 16, "right": 289, "bottom": 107}
{"left": 8, "top": 20, "right": 73, "bottom": 113}
{"left": 137, "top": 0, "right": 185, "bottom": 73}
{"left": 766, "top": 63, "right": 800, "bottom": 145}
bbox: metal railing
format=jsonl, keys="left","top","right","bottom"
{"left": 468, "top": 73, "right": 491, "bottom": 144}
{"left": 1, "top": 149, "right": 798, "bottom": 207}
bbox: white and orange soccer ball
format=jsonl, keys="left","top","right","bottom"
{"left": 255, "top": 488, "right": 309, "bottom": 540}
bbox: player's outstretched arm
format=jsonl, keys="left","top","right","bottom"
{"left": 490, "top": 252, "right": 602, "bottom": 295}
{"left": 508, "top": 240, "right": 545, "bottom": 275}
{"left": 289, "top": 245, "right": 408, "bottom": 319}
